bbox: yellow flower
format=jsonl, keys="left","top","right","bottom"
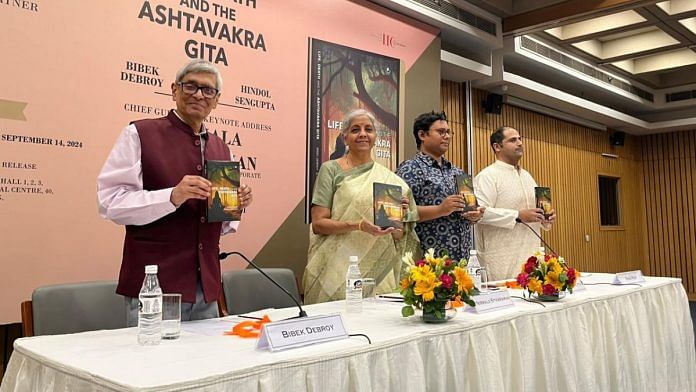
{"left": 410, "top": 264, "right": 435, "bottom": 282}
{"left": 400, "top": 277, "right": 411, "bottom": 290}
{"left": 545, "top": 270, "right": 564, "bottom": 291}
{"left": 414, "top": 274, "right": 441, "bottom": 301}
{"left": 528, "top": 277, "right": 543, "bottom": 294}
{"left": 453, "top": 267, "right": 474, "bottom": 292}
{"left": 547, "top": 258, "right": 562, "bottom": 274}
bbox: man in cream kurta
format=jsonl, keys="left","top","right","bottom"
{"left": 474, "top": 126, "right": 555, "bottom": 280}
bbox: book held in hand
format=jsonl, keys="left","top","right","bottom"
{"left": 205, "top": 160, "right": 241, "bottom": 222}
{"left": 455, "top": 173, "right": 478, "bottom": 212}
{"left": 534, "top": 186, "right": 553, "bottom": 219}
{"left": 373, "top": 182, "right": 403, "bottom": 229}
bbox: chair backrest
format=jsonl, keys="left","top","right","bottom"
{"left": 221, "top": 268, "right": 301, "bottom": 315}
{"left": 23, "top": 281, "right": 127, "bottom": 336}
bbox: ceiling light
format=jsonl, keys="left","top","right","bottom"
{"left": 544, "top": 11, "right": 645, "bottom": 40}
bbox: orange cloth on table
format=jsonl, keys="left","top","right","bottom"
{"left": 225, "top": 315, "right": 271, "bottom": 338}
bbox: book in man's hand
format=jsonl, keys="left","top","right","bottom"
{"left": 535, "top": 186, "right": 553, "bottom": 220}
{"left": 205, "top": 160, "right": 241, "bottom": 222}
{"left": 373, "top": 182, "right": 403, "bottom": 230}
{"left": 455, "top": 173, "right": 478, "bottom": 212}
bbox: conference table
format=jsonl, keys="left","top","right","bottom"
{"left": 2, "top": 273, "right": 695, "bottom": 391}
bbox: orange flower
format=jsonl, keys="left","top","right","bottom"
{"left": 453, "top": 267, "right": 474, "bottom": 292}
{"left": 400, "top": 277, "right": 411, "bottom": 290}
{"left": 527, "top": 277, "right": 543, "bottom": 294}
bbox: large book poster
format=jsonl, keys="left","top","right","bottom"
{"left": 306, "top": 39, "right": 400, "bottom": 220}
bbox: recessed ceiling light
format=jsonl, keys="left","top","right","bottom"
{"left": 657, "top": 0, "right": 696, "bottom": 15}
{"left": 572, "top": 28, "right": 678, "bottom": 59}
{"left": 611, "top": 48, "right": 696, "bottom": 74}
{"left": 544, "top": 10, "right": 645, "bottom": 40}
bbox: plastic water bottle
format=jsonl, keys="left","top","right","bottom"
{"left": 468, "top": 250, "right": 482, "bottom": 290}
{"left": 138, "top": 264, "right": 162, "bottom": 345}
{"left": 345, "top": 256, "right": 363, "bottom": 313}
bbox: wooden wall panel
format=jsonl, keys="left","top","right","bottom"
{"left": 642, "top": 131, "right": 696, "bottom": 299}
{"left": 440, "top": 80, "right": 468, "bottom": 172}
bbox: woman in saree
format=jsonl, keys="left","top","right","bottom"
{"left": 303, "top": 109, "right": 419, "bottom": 304}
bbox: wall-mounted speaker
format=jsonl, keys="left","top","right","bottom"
{"left": 610, "top": 131, "right": 625, "bottom": 146}
{"left": 483, "top": 93, "right": 503, "bottom": 114}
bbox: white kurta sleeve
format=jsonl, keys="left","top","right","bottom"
{"left": 474, "top": 170, "right": 518, "bottom": 230}
{"left": 97, "top": 124, "right": 177, "bottom": 226}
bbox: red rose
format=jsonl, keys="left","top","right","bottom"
{"left": 440, "top": 274, "right": 453, "bottom": 289}
{"left": 542, "top": 284, "right": 557, "bottom": 296}
{"left": 567, "top": 268, "right": 577, "bottom": 285}
{"left": 517, "top": 273, "right": 529, "bottom": 287}
{"left": 416, "top": 260, "right": 425, "bottom": 267}
{"left": 524, "top": 260, "right": 537, "bottom": 274}
{"left": 444, "top": 260, "right": 453, "bottom": 268}
{"left": 527, "top": 256, "right": 537, "bottom": 264}
{"left": 544, "top": 254, "right": 551, "bottom": 262}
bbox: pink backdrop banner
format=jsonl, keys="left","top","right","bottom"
{"left": 0, "top": 0, "right": 437, "bottom": 322}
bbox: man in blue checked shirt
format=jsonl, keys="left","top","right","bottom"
{"left": 396, "top": 111, "right": 484, "bottom": 261}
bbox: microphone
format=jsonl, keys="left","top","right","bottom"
{"left": 219, "top": 251, "right": 308, "bottom": 318}
{"left": 515, "top": 217, "right": 558, "bottom": 256}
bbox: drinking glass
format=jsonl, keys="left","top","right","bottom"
{"left": 162, "top": 293, "right": 181, "bottom": 340}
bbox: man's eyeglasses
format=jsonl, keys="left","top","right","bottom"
{"left": 178, "top": 82, "right": 219, "bottom": 99}
{"left": 431, "top": 128, "right": 454, "bottom": 137}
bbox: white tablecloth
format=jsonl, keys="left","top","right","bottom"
{"left": 2, "top": 273, "right": 695, "bottom": 391}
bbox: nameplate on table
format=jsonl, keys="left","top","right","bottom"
{"left": 613, "top": 270, "right": 646, "bottom": 285}
{"left": 573, "top": 280, "right": 587, "bottom": 292}
{"left": 471, "top": 290, "right": 514, "bottom": 313}
{"left": 256, "top": 313, "right": 348, "bottom": 352}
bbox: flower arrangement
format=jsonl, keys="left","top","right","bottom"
{"left": 400, "top": 249, "right": 476, "bottom": 321}
{"left": 516, "top": 249, "right": 579, "bottom": 299}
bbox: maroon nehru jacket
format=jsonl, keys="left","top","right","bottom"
{"left": 116, "top": 110, "right": 230, "bottom": 304}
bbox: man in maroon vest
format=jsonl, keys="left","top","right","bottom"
{"left": 98, "top": 60, "right": 253, "bottom": 326}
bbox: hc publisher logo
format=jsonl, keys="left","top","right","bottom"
{"left": 382, "top": 34, "right": 395, "bottom": 47}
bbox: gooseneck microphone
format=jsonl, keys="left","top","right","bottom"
{"left": 219, "top": 251, "right": 308, "bottom": 318}
{"left": 515, "top": 217, "right": 558, "bottom": 256}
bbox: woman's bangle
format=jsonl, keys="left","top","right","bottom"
{"left": 357, "top": 220, "right": 363, "bottom": 232}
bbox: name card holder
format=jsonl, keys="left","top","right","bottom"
{"left": 613, "top": 270, "right": 646, "bottom": 285}
{"left": 470, "top": 290, "right": 514, "bottom": 313}
{"left": 573, "top": 280, "right": 587, "bottom": 292}
{"left": 257, "top": 313, "right": 348, "bottom": 352}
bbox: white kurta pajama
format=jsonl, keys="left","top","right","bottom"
{"left": 474, "top": 160, "right": 549, "bottom": 280}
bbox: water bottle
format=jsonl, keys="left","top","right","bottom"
{"left": 467, "top": 250, "right": 482, "bottom": 290}
{"left": 345, "top": 256, "right": 363, "bottom": 313}
{"left": 138, "top": 264, "right": 162, "bottom": 345}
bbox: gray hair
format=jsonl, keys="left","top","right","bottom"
{"left": 341, "top": 109, "right": 376, "bottom": 136}
{"left": 175, "top": 59, "right": 223, "bottom": 92}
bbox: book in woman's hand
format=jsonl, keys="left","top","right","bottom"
{"left": 205, "top": 160, "right": 241, "bottom": 222}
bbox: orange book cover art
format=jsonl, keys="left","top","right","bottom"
{"left": 455, "top": 173, "right": 478, "bottom": 212}
{"left": 373, "top": 182, "right": 403, "bottom": 229}
{"left": 206, "top": 160, "right": 241, "bottom": 222}
{"left": 535, "top": 186, "right": 552, "bottom": 219}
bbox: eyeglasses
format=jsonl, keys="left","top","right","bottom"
{"left": 431, "top": 128, "right": 454, "bottom": 137}
{"left": 178, "top": 82, "right": 219, "bottom": 99}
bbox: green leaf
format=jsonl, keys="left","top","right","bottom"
{"left": 402, "top": 305, "right": 415, "bottom": 317}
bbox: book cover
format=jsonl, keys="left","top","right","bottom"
{"left": 306, "top": 38, "right": 400, "bottom": 223}
{"left": 205, "top": 160, "right": 241, "bottom": 222}
{"left": 535, "top": 186, "right": 553, "bottom": 219}
{"left": 373, "top": 182, "right": 403, "bottom": 229}
{"left": 455, "top": 173, "right": 478, "bottom": 212}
